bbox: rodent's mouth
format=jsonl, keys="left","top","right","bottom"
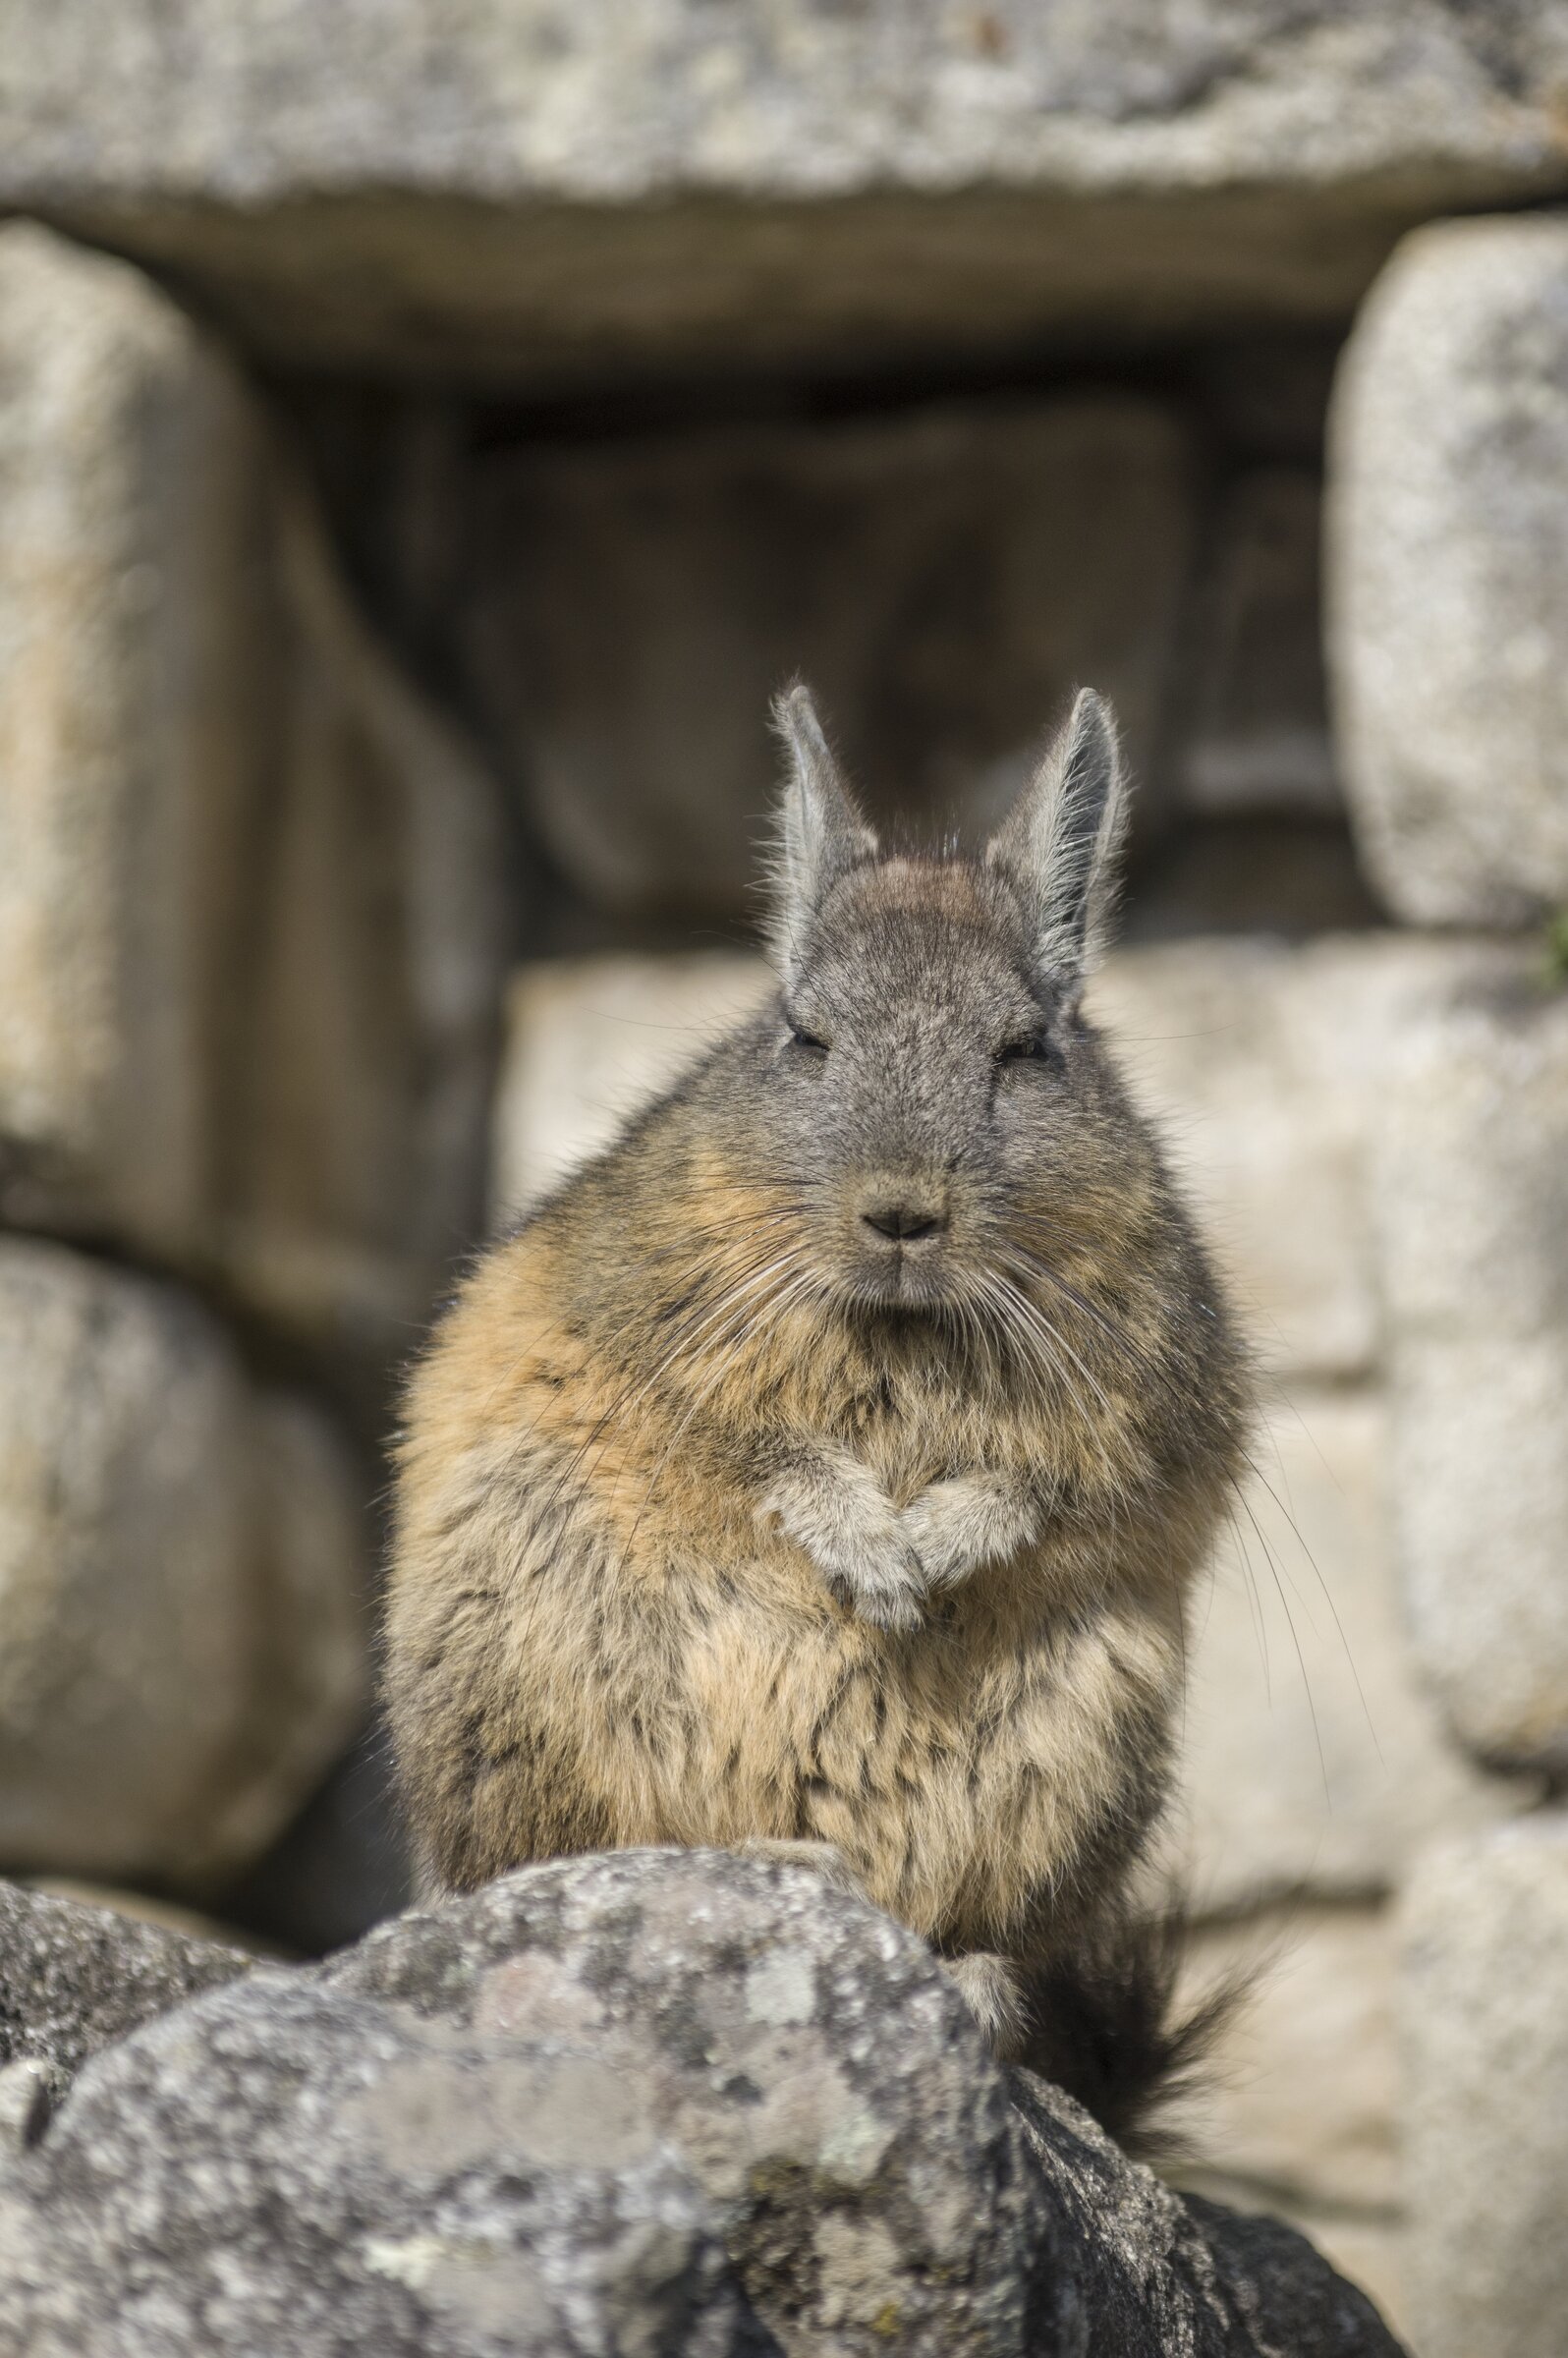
{"left": 842, "top": 1251, "right": 958, "bottom": 1317}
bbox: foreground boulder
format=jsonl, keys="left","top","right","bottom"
{"left": 0, "top": 1854, "right": 1405, "bottom": 2354}
{"left": 0, "top": 1881, "right": 249, "bottom": 2106}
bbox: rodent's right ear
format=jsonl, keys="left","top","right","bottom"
{"left": 766, "top": 683, "right": 877, "bottom": 982}
{"left": 985, "top": 688, "right": 1128, "bottom": 993}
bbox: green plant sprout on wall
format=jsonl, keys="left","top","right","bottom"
{"left": 1543, "top": 909, "right": 1568, "bottom": 987}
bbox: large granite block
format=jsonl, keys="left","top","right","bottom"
{"left": 1372, "top": 945, "right": 1568, "bottom": 1768}
{"left": 2, "top": 5, "right": 1566, "bottom": 379}
{"left": 1403, "top": 1815, "right": 1568, "bottom": 2358}
{"left": 0, "top": 1238, "right": 366, "bottom": 1888}
{"left": 1181, "top": 1389, "right": 1524, "bottom": 1912}
{"left": 0, "top": 224, "right": 508, "bottom": 1377}
{"left": 1328, "top": 215, "right": 1568, "bottom": 926}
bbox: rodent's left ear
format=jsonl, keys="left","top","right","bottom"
{"left": 985, "top": 688, "right": 1129, "bottom": 989}
{"left": 767, "top": 683, "right": 877, "bottom": 982}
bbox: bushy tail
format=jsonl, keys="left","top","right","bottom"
{"left": 1011, "top": 1904, "right": 1253, "bottom": 2161}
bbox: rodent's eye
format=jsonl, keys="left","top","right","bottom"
{"left": 786, "top": 1021, "right": 829, "bottom": 1056}
{"left": 997, "top": 1033, "right": 1050, "bottom": 1066}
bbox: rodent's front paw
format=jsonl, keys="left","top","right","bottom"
{"left": 901, "top": 1475, "right": 1038, "bottom": 1590}
{"left": 758, "top": 1460, "right": 926, "bottom": 1632}
{"left": 733, "top": 1836, "right": 864, "bottom": 1897}
{"left": 827, "top": 1529, "right": 926, "bottom": 1633}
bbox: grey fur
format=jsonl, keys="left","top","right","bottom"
{"left": 767, "top": 682, "right": 878, "bottom": 986}
{"left": 986, "top": 687, "right": 1128, "bottom": 987}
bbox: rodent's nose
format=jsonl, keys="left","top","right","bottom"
{"left": 860, "top": 1195, "right": 949, "bottom": 1246}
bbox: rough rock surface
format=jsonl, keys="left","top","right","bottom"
{"left": 2, "top": 4, "right": 1567, "bottom": 379}
{"left": 1328, "top": 214, "right": 1568, "bottom": 926}
{"left": 0, "top": 1881, "right": 250, "bottom": 2106}
{"left": 458, "top": 400, "right": 1196, "bottom": 916}
{"left": 1402, "top": 1815, "right": 1568, "bottom": 2358}
{"left": 221, "top": 474, "right": 509, "bottom": 1381}
{"left": 1372, "top": 944, "right": 1568, "bottom": 1768}
{"left": 0, "top": 221, "right": 508, "bottom": 1377}
{"left": 0, "top": 1852, "right": 1405, "bottom": 2355}
{"left": 1007, "top": 2074, "right": 1401, "bottom": 2358}
{"left": 0, "top": 1237, "right": 366, "bottom": 1885}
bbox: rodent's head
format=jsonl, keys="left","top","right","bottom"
{"left": 746, "top": 682, "right": 1150, "bottom": 1322}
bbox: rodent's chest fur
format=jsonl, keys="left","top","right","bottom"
{"left": 777, "top": 1373, "right": 1005, "bottom": 1502}
{"left": 387, "top": 1213, "right": 1204, "bottom": 1950}
{"left": 643, "top": 1534, "right": 1181, "bottom": 1949}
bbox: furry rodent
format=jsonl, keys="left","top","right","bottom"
{"left": 385, "top": 684, "right": 1250, "bottom": 2139}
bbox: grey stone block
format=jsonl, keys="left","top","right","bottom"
{"left": 1402, "top": 1814, "right": 1568, "bottom": 2358}
{"left": 0, "top": 220, "right": 256, "bottom": 1260}
{"left": 1392, "top": 1339, "right": 1568, "bottom": 1771}
{"left": 1180, "top": 1389, "right": 1525, "bottom": 1913}
{"left": 1091, "top": 938, "right": 1407, "bottom": 1383}
{"left": 1175, "top": 1903, "right": 1415, "bottom": 2342}
{"left": 0, "top": 223, "right": 509, "bottom": 1376}
{"left": 1372, "top": 945, "right": 1568, "bottom": 1767}
{"left": 1328, "top": 215, "right": 1568, "bottom": 926}
{"left": 490, "top": 954, "right": 774, "bottom": 1219}
{"left": 0, "top": 1881, "right": 250, "bottom": 2104}
{"left": 0, "top": 1237, "right": 366, "bottom": 1886}
{"left": 2, "top": 5, "right": 1567, "bottom": 379}
{"left": 1180, "top": 1904, "right": 1399, "bottom": 2218}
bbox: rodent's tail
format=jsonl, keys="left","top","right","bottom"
{"left": 1011, "top": 1902, "right": 1252, "bottom": 2162}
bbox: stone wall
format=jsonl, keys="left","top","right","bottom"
{"left": 2, "top": 13, "right": 1568, "bottom": 2351}
{"left": 0, "top": 220, "right": 512, "bottom": 1936}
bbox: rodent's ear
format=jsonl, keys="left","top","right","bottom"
{"left": 767, "top": 683, "right": 877, "bottom": 982}
{"left": 985, "top": 688, "right": 1128, "bottom": 989}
